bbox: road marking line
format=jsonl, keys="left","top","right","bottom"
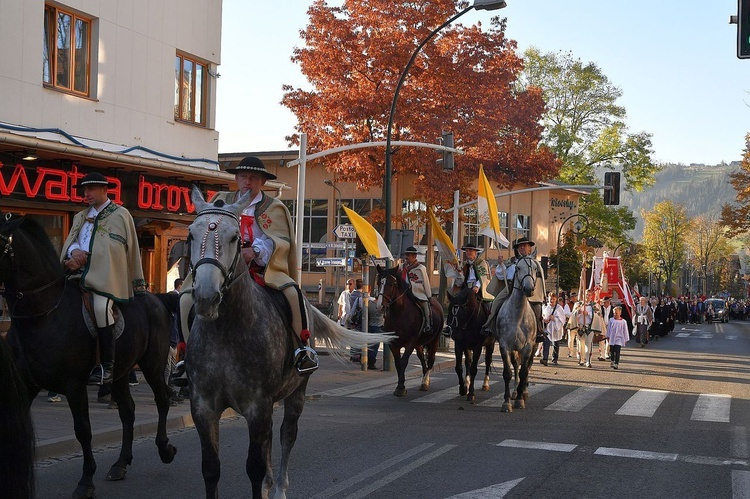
{"left": 310, "top": 443, "right": 435, "bottom": 499}
{"left": 316, "top": 377, "right": 402, "bottom": 397}
{"left": 726, "top": 335, "right": 738, "bottom": 340}
{"left": 544, "top": 386, "right": 608, "bottom": 412}
{"left": 478, "top": 383, "right": 552, "bottom": 408}
{"left": 594, "top": 447, "right": 678, "bottom": 462}
{"left": 696, "top": 333, "right": 714, "bottom": 339}
{"left": 446, "top": 477, "right": 525, "bottom": 499}
{"left": 342, "top": 444, "right": 457, "bottom": 499}
{"left": 497, "top": 439, "right": 577, "bottom": 452}
{"left": 675, "top": 333, "right": 691, "bottom": 338}
{"left": 691, "top": 393, "right": 731, "bottom": 423}
{"left": 732, "top": 427, "right": 749, "bottom": 459}
{"left": 414, "top": 380, "right": 500, "bottom": 403}
{"left": 733, "top": 470, "right": 750, "bottom": 499}
{"left": 347, "top": 377, "right": 429, "bottom": 398}
{"left": 616, "top": 389, "right": 669, "bottom": 417}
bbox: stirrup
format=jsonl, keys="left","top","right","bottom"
{"left": 170, "top": 360, "right": 189, "bottom": 387}
{"left": 442, "top": 326, "right": 452, "bottom": 338}
{"left": 294, "top": 346, "right": 319, "bottom": 375}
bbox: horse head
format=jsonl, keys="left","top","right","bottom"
{"left": 0, "top": 214, "right": 61, "bottom": 291}
{"left": 375, "top": 265, "right": 407, "bottom": 311}
{"left": 513, "top": 256, "right": 537, "bottom": 298}
{"left": 188, "top": 186, "right": 252, "bottom": 321}
{"left": 447, "top": 286, "right": 477, "bottom": 332}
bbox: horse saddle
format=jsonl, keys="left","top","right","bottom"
{"left": 80, "top": 290, "right": 125, "bottom": 340}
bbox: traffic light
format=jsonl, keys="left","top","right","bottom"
{"left": 439, "top": 131, "right": 454, "bottom": 171}
{"left": 739, "top": 0, "right": 750, "bottom": 58}
{"left": 603, "top": 172, "right": 621, "bottom": 205}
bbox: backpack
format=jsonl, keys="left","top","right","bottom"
{"left": 349, "top": 293, "right": 363, "bottom": 329}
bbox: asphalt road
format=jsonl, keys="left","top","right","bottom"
{"left": 34, "top": 320, "right": 750, "bottom": 498}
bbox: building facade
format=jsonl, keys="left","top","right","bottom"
{"left": 0, "top": 0, "right": 261, "bottom": 295}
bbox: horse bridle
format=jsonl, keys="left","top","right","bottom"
{"left": 448, "top": 292, "right": 479, "bottom": 332}
{"left": 189, "top": 208, "right": 244, "bottom": 294}
{"left": 378, "top": 273, "right": 408, "bottom": 313}
{"left": 0, "top": 229, "right": 69, "bottom": 319}
{"left": 512, "top": 256, "right": 536, "bottom": 292}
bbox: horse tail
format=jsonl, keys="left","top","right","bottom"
{"left": 0, "top": 339, "right": 35, "bottom": 498}
{"left": 307, "top": 304, "right": 394, "bottom": 362}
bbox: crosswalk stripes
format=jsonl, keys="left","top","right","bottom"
{"left": 616, "top": 389, "right": 669, "bottom": 417}
{"left": 319, "top": 374, "right": 736, "bottom": 424}
{"left": 544, "top": 386, "right": 608, "bottom": 412}
{"left": 691, "top": 393, "right": 731, "bottom": 423}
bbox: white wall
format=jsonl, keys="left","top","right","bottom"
{"left": 0, "top": 0, "right": 222, "bottom": 164}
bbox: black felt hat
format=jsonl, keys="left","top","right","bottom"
{"left": 461, "top": 243, "right": 481, "bottom": 252}
{"left": 404, "top": 246, "right": 418, "bottom": 254}
{"left": 512, "top": 237, "right": 535, "bottom": 249}
{"left": 75, "top": 172, "right": 115, "bottom": 191}
{"left": 225, "top": 156, "right": 277, "bottom": 180}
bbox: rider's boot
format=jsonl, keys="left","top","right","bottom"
{"left": 169, "top": 360, "right": 189, "bottom": 387}
{"left": 294, "top": 329, "right": 319, "bottom": 375}
{"left": 88, "top": 326, "right": 115, "bottom": 385}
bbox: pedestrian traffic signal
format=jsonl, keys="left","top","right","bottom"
{"left": 439, "top": 131, "right": 454, "bottom": 171}
{"left": 739, "top": 0, "right": 750, "bottom": 58}
{"left": 603, "top": 172, "right": 621, "bottom": 205}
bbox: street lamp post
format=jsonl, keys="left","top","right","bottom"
{"left": 555, "top": 214, "right": 588, "bottom": 298}
{"left": 383, "top": 0, "right": 507, "bottom": 247}
{"left": 324, "top": 179, "right": 343, "bottom": 301}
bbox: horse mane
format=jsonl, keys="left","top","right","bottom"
{"left": 18, "top": 217, "right": 62, "bottom": 273}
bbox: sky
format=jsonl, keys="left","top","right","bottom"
{"left": 216, "top": 0, "right": 750, "bottom": 166}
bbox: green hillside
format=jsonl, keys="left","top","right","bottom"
{"left": 623, "top": 162, "right": 739, "bottom": 240}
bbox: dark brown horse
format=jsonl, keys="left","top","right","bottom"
{"left": 445, "top": 287, "right": 495, "bottom": 403}
{"left": 0, "top": 214, "right": 176, "bottom": 498}
{"left": 376, "top": 266, "right": 443, "bottom": 397}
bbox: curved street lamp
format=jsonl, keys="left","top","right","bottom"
{"left": 383, "top": 0, "right": 507, "bottom": 247}
{"left": 555, "top": 214, "right": 589, "bottom": 298}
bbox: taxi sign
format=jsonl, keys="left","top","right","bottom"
{"left": 333, "top": 224, "right": 356, "bottom": 239}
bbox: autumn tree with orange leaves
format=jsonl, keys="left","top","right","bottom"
{"left": 281, "top": 0, "right": 559, "bottom": 216}
{"left": 721, "top": 134, "right": 750, "bottom": 237}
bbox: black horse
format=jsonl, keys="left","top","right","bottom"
{"left": 0, "top": 214, "right": 176, "bottom": 499}
{"left": 446, "top": 287, "right": 495, "bottom": 403}
{"left": 0, "top": 337, "right": 35, "bottom": 498}
{"left": 376, "top": 266, "right": 444, "bottom": 397}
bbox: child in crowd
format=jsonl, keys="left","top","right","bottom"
{"left": 606, "top": 306, "right": 630, "bottom": 369}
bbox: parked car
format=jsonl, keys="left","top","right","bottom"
{"left": 704, "top": 298, "right": 729, "bottom": 323}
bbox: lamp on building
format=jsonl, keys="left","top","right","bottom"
{"left": 21, "top": 150, "right": 38, "bottom": 161}
{"left": 383, "top": 0, "right": 507, "bottom": 247}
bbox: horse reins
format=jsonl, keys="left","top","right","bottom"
{"left": 512, "top": 256, "right": 536, "bottom": 292}
{"left": 189, "top": 208, "right": 244, "bottom": 294}
{"left": 379, "top": 273, "right": 409, "bottom": 313}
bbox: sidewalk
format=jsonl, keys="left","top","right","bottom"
{"left": 32, "top": 348, "right": 456, "bottom": 460}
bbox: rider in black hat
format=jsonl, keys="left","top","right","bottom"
{"left": 398, "top": 246, "right": 433, "bottom": 334}
{"left": 481, "top": 237, "right": 546, "bottom": 340}
{"left": 62, "top": 172, "right": 146, "bottom": 385}
{"left": 175, "top": 157, "right": 318, "bottom": 381}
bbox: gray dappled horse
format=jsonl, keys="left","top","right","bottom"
{"left": 494, "top": 254, "right": 539, "bottom": 413}
{"left": 187, "top": 187, "right": 392, "bottom": 499}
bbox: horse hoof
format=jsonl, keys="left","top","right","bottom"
{"left": 482, "top": 384, "right": 490, "bottom": 392}
{"left": 72, "top": 484, "right": 95, "bottom": 499}
{"left": 393, "top": 387, "right": 407, "bottom": 397}
{"left": 467, "top": 394, "right": 476, "bottom": 403}
{"left": 459, "top": 385, "right": 467, "bottom": 396}
{"left": 513, "top": 399, "right": 526, "bottom": 410}
{"left": 106, "top": 464, "right": 128, "bottom": 481}
{"left": 522, "top": 392, "right": 529, "bottom": 401}
{"left": 419, "top": 384, "right": 429, "bottom": 392}
{"left": 501, "top": 403, "right": 513, "bottom": 413}
{"left": 158, "top": 443, "right": 177, "bottom": 464}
